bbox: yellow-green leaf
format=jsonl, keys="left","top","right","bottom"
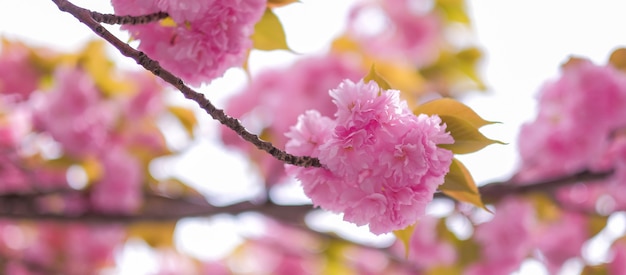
{"left": 363, "top": 64, "right": 391, "bottom": 91}
{"left": 267, "top": 0, "right": 299, "bottom": 8}
{"left": 168, "top": 106, "right": 197, "bottom": 137}
{"left": 609, "top": 48, "right": 626, "bottom": 71}
{"left": 159, "top": 16, "right": 177, "bottom": 27}
{"left": 588, "top": 214, "right": 609, "bottom": 237}
{"left": 127, "top": 221, "right": 177, "bottom": 247}
{"left": 81, "top": 156, "right": 103, "bottom": 184}
{"left": 436, "top": 0, "right": 470, "bottom": 24}
{"left": 440, "top": 158, "right": 487, "bottom": 210}
{"left": 581, "top": 264, "right": 608, "bottom": 275}
{"left": 437, "top": 115, "right": 504, "bottom": 154}
{"left": 414, "top": 98, "right": 497, "bottom": 128}
{"left": 393, "top": 224, "right": 415, "bottom": 259}
{"left": 252, "top": 8, "right": 290, "bottom": 51}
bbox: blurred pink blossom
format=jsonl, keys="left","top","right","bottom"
{"left": 348, "top": 0, "right": 441, "bottom": 65}
{"left": 286, "top": 80, "right": 453, "bottom": 234}
{"left": 222, "top": 54, "right": 364, "bottom": 185}
{"left": 467, "top": 198, "right": 535, "bottom": 274}
{"left": 90, "top": 147, "right": 143, "bottom": 213}
{"left": 406, "top": 216, "right": 456, "bottom": 268}
{"left": 111, "top": 0, "right": 266, "bottom": 86}
{"left": 518, "top": 59, "right": 626, "bottom": 182}
{"left": 33, "top": 67, "right": 115, "bottom": 157}
{"left": 0, "top": 41, "right": 41, "bottom": 102}
{"left": 533, "top": 212, "right": 587, "bottom": 273}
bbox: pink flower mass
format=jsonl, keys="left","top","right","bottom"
{"left": 285, "top": 79, "right": 453, "bottom": 234}
{"left": 111, "top": 0, "right": 266, "bottom": 86}
{"left": 518, "top": 58, "right": 626, "bottom": 182}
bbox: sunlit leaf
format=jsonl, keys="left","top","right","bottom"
{"left": 393, "top": 224, "right": 415, "bottom": 259}
{"left": 609, "top": 48, "right": 626, "bottom": 72}
{"left": 440, "top": 158, "right": 487, "bottom": 210}
{"left": 437, "top": 115, "right": 504, "bottom": 154}
{"left": 415, "top": 98, "right": 498, "bottom": 128}
{"left": 168, "top": 106, "right": 197, "bottom": 138}
{"left": 267, "top": 0, "right": 299, "bottom": 8}
{"left": 581, "top": 264, "right": 608, "bottom": 275}
{"left": 150, "top": 178, "right": 205, "bottom": 200}
{"left": 435, "top": 0, "right": 470, "bottom": 24}
{"left": 81, "top": 156, "right": 103, "bottom": 184}
{"left": 127, "top": 221, "right": 177, "bottom": 247}
{"left": 588, "top": 214, "right": 609, "bottom": 237}
{"left": 252, "top": 8, "right": 290, "bottom": 51}
{"left": 363, "top": 64, "right": 392, "bottom": 91}
{"left": 159, "top": 16, "right": 177, "bottom": 27}
{"left": 420, "top": 47, "right": 486, "bottom": 95}
{"left": 530, "top": 193, "right": 560, "bottom": 222}
{"left": 79, "top": 41, "right": 133, "bottom": 96}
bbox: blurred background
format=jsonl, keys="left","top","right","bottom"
{"left": 3, "top": 0, "right": 626, "bottom": 274}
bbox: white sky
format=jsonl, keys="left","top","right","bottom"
{"left": 3, "top": 0, "right": 626, "bottom": 274}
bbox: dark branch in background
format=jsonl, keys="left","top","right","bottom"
{"left": 90, "top": 11, "right": 169, "bottom": 25}
{"left": 50, "top": 0, "right": 321, "bottom": 168}
{"left": 478, "top": 169, "right": 614, "bottom": 203}
{"left": 0, "top": 191, "right": 312, "bottom": 224}
{"left": 0, "top": 169, "right": 614, "bottom": 223}
{"left": 433, "top": 169, "right": 614, "bottom": 204}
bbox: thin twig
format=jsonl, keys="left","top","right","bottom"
{"left": 90, "top": 11, "right": 169, "bottom": 25}
{"left": 50, "top": 0, "right": 321, "bottom": 168}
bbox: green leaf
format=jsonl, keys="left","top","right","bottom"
{"left": 414, "top": 98, "right": 497, "bottom": 128}
{"left": 437, "top": 115, "right": 504, "bottom": 154}
{"left": 363, "top": 64, "right": 392, "bottom": 91}
{"left": 252, "top": 8, "right": 290, "bottom": 51}
{"left": 440, "top": 158, "right": 487, "bottom": 210}
{"left": 393, "top": 224, "right": 415, "bottom": 259}
{"left": 168, "top": 106, "right": 197, "bottom": 138}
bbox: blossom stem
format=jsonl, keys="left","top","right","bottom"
{"left": 90, "top": 11, "right": 169, "bottom": 25}
{"left": 50, "top": 0, "right": 321, "bottom": 168}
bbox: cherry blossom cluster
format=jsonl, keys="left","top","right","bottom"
{"left": 221, "top": 54, "right": 365, "bottom": 185}
{"left": 111, "top": 0, "right": 266, "bottom": 86}
{"left": 348, "top": 0, "right": 441, "bottom": 65}
{"left": 466, "top": 197, "right": 589, "bottom": 274}
{"left": 0, "top": 41, "right": 170, "bottom": 214}
{"left": 518, "top": 58, "right": 626, "bottom": 212}
{"left": 285, "top": 79, "right": 454, "bottom": 234}
{"left": 0, "top": 221, "right": 124, "bottom": 274}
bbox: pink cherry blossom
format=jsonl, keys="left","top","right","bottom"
{"left": 122, "top": 72, "right": 165, "bottom": 121}
{"left": 467, "top": 198, "right": 535, "bottom": 275}
{"left": 222, "top": 54, "right": 365, "bottom": 185}
{"left": 0, "top": 40, "right": 41, "bottom": 102}
{"left": 533, "top": 212, "right": 587, "bottom": 273}
{"left": 286, "top": 79, "right": 453, "bottom": 234}
{"left": 518, "top": 59, "right": 626, "bottom": 182}
{"left": 21, "top": 222, "right": 124, "bottom": 274}
{"left": 348, "top": 0, "right": 441, "bottom": 65}
{"left": 33, "top": 67, "right": 115, "bottom": 157}
{"left": 394, "top": 215, "right": 456, "bottom": 268}
{"left": 90, "top": 146, "right": 143, "bottom": 213}
{"left": 111, "top": 0, "right": 266, "bottom": 86}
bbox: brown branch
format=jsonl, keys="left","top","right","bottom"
{"left": 0, "top": 192, "right": 313, "bottom": 224}
{"left": 90, "top": 11, "right": 169, "bottom": 25}
{"left": 50, "top": 0, "right": 321, "bottom": 168}
{"left": 435, "top": 169, "right": 614, "bottom": 203}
